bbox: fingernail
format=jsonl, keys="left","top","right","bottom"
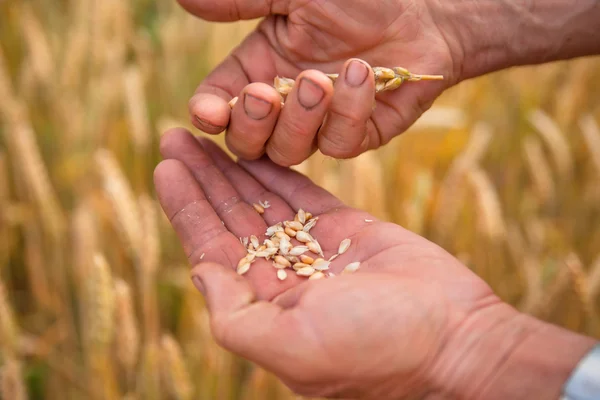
{"left": 194, "top": 115, "right": 226, "bottom": 131}
{"left": 243, "top": 93, "right": 273, "bottom": 120}
{"left": 191, "top": 275, "right": 206, "bottom": 296}
{"left": 297, "top": 78, "right": 324, "bottom": 110}
{"left": 345, "top": 60, "right": 369, "bottom": 87}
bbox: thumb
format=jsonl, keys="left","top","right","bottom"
{"left": 190, "top": 263, "right": 284, "bottom": 362}
{"left": 177, "top": 0, "right": 289, "bottom": 22}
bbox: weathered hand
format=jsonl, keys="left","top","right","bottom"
{"left": 179, "top": 0, "right": 457, "bottom": 165}
{"left": 154, "top": 128, "right": 507, "bottom": 398}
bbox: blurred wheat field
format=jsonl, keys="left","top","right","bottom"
{"left": 1, "top": 0, "right": 600, "bottom": 399}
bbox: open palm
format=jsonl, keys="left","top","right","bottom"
{"left": 154, "top": 128, "right": 503, "bottom": 398}
{"left": 180, "top": 0, "right": 457, "bottom": 165}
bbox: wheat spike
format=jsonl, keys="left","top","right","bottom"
{"left": 564, "top": 253, "right": 592, "bottom": 315}
{"left": 433, "top": 123, "right": 493, "bottom": 239}
{"left": 160, "top": 334, "right": 193, "bottom": 400}
{"left": 588, "top": 254, "right": 600, "bottom": 302}
{"left": 579, "top": 114, "right": 600, "bottom": 177}
{"left": 523, "top": 136, "right": 555, "bottom": 201}
{"left": 229, "top": 65, "right": 443, "bottom": 107}
{"left": 0, "top": 277, "right": 19, "bottom": 355}
{"left": 466, "top": 167, "right": 506, "bottom": 241}
{"left": 123, "top": 66, "right": 152, "bottom": 152}
{"left": 0, "top": 358, "right": 27, "bottom": 400}
{"left": 95, "top": 149, "right": 142, "bottom": 258}
{"left": 114, "top": 279, "right": 140, "bottom": 377}
{"left": 85, "top": 253, "right": 115, "bottom": 349}
{"left": 528, "top": 109, "right": 573, "bottom": 180}
{"left": 20, "top": 3, "right": 55, "bottom": 85}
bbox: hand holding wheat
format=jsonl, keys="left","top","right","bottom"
{"left": 179, "top": 0, "right": 455, "bottom": 166}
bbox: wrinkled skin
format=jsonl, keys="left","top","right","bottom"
{"left": 181, "top": 0, "right": 458, "bottom": 165}
{"left": 154, "top": 129, "right": 500, "bottom": 399}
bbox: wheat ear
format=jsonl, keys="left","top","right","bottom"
{"left": 228, "top": 66, "right": 444, "bottom": 107}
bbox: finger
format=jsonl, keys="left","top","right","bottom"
{"left": 154, "top": 159, "right": 244, "bottom": 266}
{"left": 238, "top": 157, "right": 344, "bottom": 215}
{"left": 177, "top": 0, "right": 289, "bottom": 22}
{"left": 191, "top": 262, "right": 299, "bottom": 370}
{"left": 266, "top": 70, "right": 334, "bottom": 167}
{"left": 226, "top": 83, "right": 282, "bottom": 160}
{"left": 160, "top": 128, "right": 267, "bottom": 239}
{"left": 189, "top": 32, "right": 283, "bottom": 134}
{"left": 199, "top": 138, "right": 296, "bottom": 225}
{"left": 318, "top": 59, "right": 375, "bottom": 158}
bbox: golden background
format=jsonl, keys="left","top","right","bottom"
{"left": 0, "top": 0, "right": 599, "bottom": 398}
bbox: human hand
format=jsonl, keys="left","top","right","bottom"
{"left": 153, "top": 128, "right": 504, "bottom": 398}
{"left": 179, "top": 0, "right": 456, "bottom": 165}
{"left": 154, "top": 129, "right": 597, "bottom": 399}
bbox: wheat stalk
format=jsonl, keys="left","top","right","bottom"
{"left": 466, "top": 167, "right": 506, "bottom": 241}
{"left": 84, "top": 253, "right": 115, "bottom": 350}
{"left": 123, "top": 66, "right": 151, "bottom": 152}
{"left": 228, "top": 66, "right": 444, "bottom": 107}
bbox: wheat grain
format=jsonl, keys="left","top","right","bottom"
{"left": 338, "top": 239, "right": 351, "bottom": 255}
{"left": 296, "top": 266, "right": 316, "bottom": 277}
{"left": 85, "top": 253, "right": 115, "bottom": 349}
{"left": 342, "top": 262, "right": 361, "bottom": 274}
{"left": 277, "top": 270, "right": 287, "bottom": 281}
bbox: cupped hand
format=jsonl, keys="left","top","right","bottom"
{"left": 179, "top": 0, "right": 459, "bottom": 165}
{"left": 154, "top": 128, "right": 506, "bottom": 399}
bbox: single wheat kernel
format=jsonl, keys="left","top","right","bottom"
{"left": 312, "top": 259, "right": 331, "bottom": 271}
{"left": 293, "top": 262, "right": 311, "bottom": 271}
{"left": 250, "top": 235, "right": 259, "bottom": 249}
{"left": 253, "top": 203, "right": 265, "bottom": 214}
{"left": 238, "top": 257, "right": 249, "bottom": 268}
{"left": 264, "top": 239, "right": 276, "bottom": 248}
{"left": 237, "top": 263, "right": 251, "bottom": 275}
{"left": 289, "top": 246, "right": 309, "bottom": 256}
{"left": 307, "top": 240, "right": 324, "bottom": 257}
{"left": 297, "top": 209, "right": 306, "bottom": 224}
{"left": 295, "top": 231, "right": 313, "bottom": 243}
{"left": 300, "top": 255, "right": 314, "bottom": 264}
{"left": 343, "top": 262, "right": 361, "bottom": 273}
{"left": 274, "top": 231, "right": 290, "bottom": 241}
{"left": 309, "top": 271, "right": 325, "bottom": 280}
{"left": 274, "top": 255, "right": 291, "bottom": 267}
{"left": 338, "top": 239, "right": 351, "bottom": 255}
{"left": 277, "top": 269, "right": 287, "bottom": 281}
{"left": 286, "top": 221, "right": 304, "bottom": 231}
{"left": 303, "top": 218, "right": 318, "bottom": 232}
{"left": 228, "top": 97, "right": 239, "bottom": 108}
{"left": 284, "top": 227, "right": 297, "bottom": 237}
{"left": 296, "top": 266, "right": 316, "bottom": 276}
{"left": 255, "top": 250, "right": 270, "bottom": 258}
{"left": 273, "top": 262, "right": 288, "bottom": 269}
